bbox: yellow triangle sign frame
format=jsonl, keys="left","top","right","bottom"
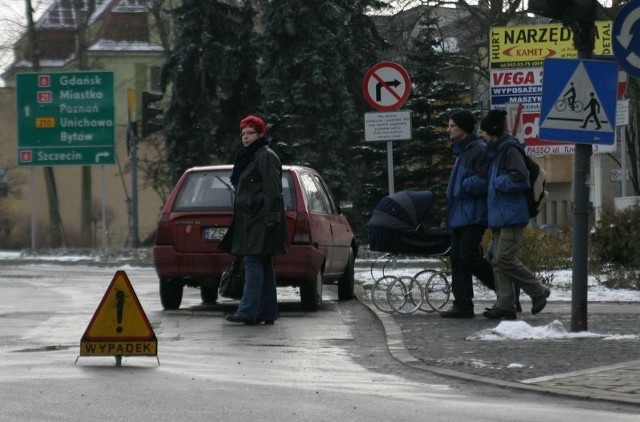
{"left": 80, "top": 270, "right": 157, "bottom": 357}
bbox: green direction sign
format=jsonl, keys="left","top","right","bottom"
{"left": 16, "top": 71, "right": 115, "bottom": 166}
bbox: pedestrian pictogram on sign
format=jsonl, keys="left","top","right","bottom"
{"left": 539, "top": 58, "right": 617, "bottom": 145}
{"left": 362, "top": 62, "right": 411, "bottom": 111}
{"left": 79, "top": 270, "right": 157, "bottom": 365}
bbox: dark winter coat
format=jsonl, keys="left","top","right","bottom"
{"left": 446, "top": 135, "right": 489, "bottom": 229}
{"left": 486, "top": 134, "right": 530, "bottom": 229}
{"left": 225, "top": 145, "right": 288, "bottom": 256}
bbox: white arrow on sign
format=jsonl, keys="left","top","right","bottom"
{"left": 616, "top": 6, "right": 640, "bottom": 67}
{"left": 95, "top": 152, "right": 110, "bottom": 163}
{"left": 616, "top": 7, "right": 640, "bottom": 49}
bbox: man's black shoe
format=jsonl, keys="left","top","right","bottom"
{"left": 531, "top": 288, "right": 551, "bottom": 315}
{"left": 482, "top": 307, "right": 517, "bottom": 320}
{"left": 439, "top": 306, "right": 474, "bottom": 319}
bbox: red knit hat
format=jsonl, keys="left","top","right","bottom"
{"left": 239, "top": 115, "right": 266, "bottom": 134}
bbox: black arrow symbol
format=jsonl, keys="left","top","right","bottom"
{"left": 115, "top": 290, "right": 124, "bottom": 334}
{"left": 376, "top": 79, "right": 402, "bottom": 101}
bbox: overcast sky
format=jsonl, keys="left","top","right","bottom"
{"left": 0, "top": 0, "right": 52, "bottom": 84}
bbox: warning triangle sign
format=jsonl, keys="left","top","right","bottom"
{"left": 541, "top": 62, "right": 614, "bottom": 133}
{"left": 80, "top": 270, "right": 157, "bottom": 357}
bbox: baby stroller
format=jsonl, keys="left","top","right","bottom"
{"left": 368, "top": 190, "right": 450, "bottom": 255}
{"left": 367, "top": 190, "right": 452, "bottom": 315}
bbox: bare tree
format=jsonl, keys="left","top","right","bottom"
{"left": 380, "top": 1, "right": 528, "bottom": 107}
{"left": 23, "top": 0, "right": 67, "bottom": 248}
{"left": 71, "top": 0, "right": 96, "bottom": 247}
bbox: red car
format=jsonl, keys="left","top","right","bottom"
{"left": 153, "top": 164, "right": 357, "bottom": 311}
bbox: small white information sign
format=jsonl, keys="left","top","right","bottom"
{"left": 364, "top": 111, "right": 411, "bottom": 142}
{"left": 617, "top": 99, "right": 629, "bottom": 126}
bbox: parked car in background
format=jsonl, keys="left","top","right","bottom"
{"left": 153, "top": 165, "right": 357, "bottom": 311}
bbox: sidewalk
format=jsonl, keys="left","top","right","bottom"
{"left": 356, "top": 287, "right": 640, "bottom": 406}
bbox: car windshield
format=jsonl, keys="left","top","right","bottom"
{"left": 173, "top": 169, "right": 295, "bottom": 211}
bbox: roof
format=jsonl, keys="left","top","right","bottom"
{"left": 6, "top": 0, "right": 162, "bottom": 75}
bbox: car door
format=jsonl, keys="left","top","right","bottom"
{"left": 300, "top": 172, "right": 352, "bottom": 278}
{"left": 312, "top": 174, "right": 352, "bottom": 277}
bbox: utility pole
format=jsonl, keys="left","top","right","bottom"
{"left": 529, "top": 0, "right": 598, "bottom": 332}
{"left": 571, "top": 19, "right": 596, "bottom": 332}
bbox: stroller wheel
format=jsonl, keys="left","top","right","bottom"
{"left": 388, "top": 276, "right": 424, "bottom": 315}
{"left": 371, "top": 275, "right": 398, "bottom": 314}
{"left": 424, "top": 271, "right": 451, "bottom": 312}
{"left": 413, "top": 269, "right": 439, "bottom": 313}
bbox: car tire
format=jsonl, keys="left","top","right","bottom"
{"left": 300, "top": 269, "right": 322, "bottom": 311}
{"left": 337, "top": 251, "right": 355, "bottom": 301}
{"left": 159, "top": 277, "right": 184, "bottom": 310}
{"left": 200, "top": 282, "right": 218, "bottom": 304}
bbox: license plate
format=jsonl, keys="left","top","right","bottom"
{"left": 203, "top": 227, "right": 227, "bottom": 241}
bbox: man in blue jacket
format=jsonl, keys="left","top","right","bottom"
{"left": 480, "top": 110, "right": 550, "bottom": 320}
{"left": 441, "top": 110, "right": 495, "bottom": 318}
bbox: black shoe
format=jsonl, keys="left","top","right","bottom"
{"left": 224, "top": 314, "right": 256, "bottom": 325}
{"left": 482, "top": 307, "right": 517, "bottom": 320}
{"left": 440, "top": 306, "right": 474, "bottom": 319}
{"left": 515, "top": 300, "right": 522, "bottom": 313}
{"left": 257, "top": 319, "right": 275, "bottom": 325}
{"left": 531, "top": 289, "right": 551, "bottom": 315}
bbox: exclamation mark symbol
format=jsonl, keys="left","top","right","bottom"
{"left": 115, "top": 290, "right": 125, "bottom": 334}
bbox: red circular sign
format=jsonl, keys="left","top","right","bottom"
{"left": 362, "top": 61, "right": 411, "bottom": 111}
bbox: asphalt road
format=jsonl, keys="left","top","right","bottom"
{"left": 0, "top": 263, "right": 638, "bottom": 421}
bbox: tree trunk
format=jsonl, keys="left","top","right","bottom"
{"left": 26, "top": 0, "right": 65, "bottom": 247}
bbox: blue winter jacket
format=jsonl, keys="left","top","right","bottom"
{"left": 486, "top": 134, "right": 530, "bottom": 229}
{"left": 446, "top": 135, "right": 489, "bottom": 229}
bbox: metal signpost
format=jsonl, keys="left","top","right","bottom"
{"left": 16, "top": 71, "right": 116, "bottom": 166}
{"left": 362, "top": 61, "right": 411, "bottom": 195}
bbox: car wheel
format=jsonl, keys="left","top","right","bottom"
{"left": 200, "top": 282, "right": 218, "bottom": 304}
{"left": 300, "top": 270, "right": 322, "bottom": 311}
{"left": 159, "top": 277, "right": 183, "bottom": 310}
{"left": 337, "top": 251, "right": 355, "bottom": 301}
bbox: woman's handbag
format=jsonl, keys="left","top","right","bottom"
{"left": 219, "top": 257, "right": 244, "bottom": 299}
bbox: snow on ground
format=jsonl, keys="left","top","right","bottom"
{"left": 356, "top": 257, "right": 640, "bottom": 341}
{"left": 467, "top": 320, "right": 639, "bottom": 341}
{"left": 2, "top": 251, "right": 639, "bottom": 341}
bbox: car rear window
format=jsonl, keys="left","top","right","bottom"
{"left": 173, "top": 169, "right": 296, "bottom": 211}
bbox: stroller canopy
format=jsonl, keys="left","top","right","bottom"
{"left": 368, "top": 190, "right": 434, "bottom": 232}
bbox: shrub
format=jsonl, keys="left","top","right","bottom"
{"left": 518, "top": 226, "right": 572, "bottom": 272}
{"left": 595, "top": 268, "right": 640, "bottom": 290}
{"left": 483, "top": 226, "right": 571, "bottom": 272}
{"left": 590, "top": 206, "right": 640, "bottom": 268}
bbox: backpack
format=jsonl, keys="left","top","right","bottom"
{"left": 502, "top": 145, "right": 548, "bottom": 218}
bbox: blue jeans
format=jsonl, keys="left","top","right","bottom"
{"left": 235, "top": 255, "right": 278, "bottom": 322}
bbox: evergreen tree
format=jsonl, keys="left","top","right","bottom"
{"left": 256, "top": 0, "right": 387, "bottom": 244}
{"left": 394, "top": 12, "right": 476, "bottom": 224}
{"left": 257, "top": 0, "right": 386, "bottom": 202}
{"left": 162, "top": 0, "right": 259, "bottom": 182}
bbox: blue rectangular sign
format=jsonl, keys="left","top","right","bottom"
{"left": 539, "top": 58, "right": 618, "bottom": 145}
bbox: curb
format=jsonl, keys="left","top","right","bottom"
{"left": 354, "top": 285, "right": 640, "bottom": 406}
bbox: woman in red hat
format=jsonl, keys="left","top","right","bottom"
{"left": 221, "top": 115, "right": 288, "bottom": 325}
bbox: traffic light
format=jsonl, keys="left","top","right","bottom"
{"left": 528, "top": 0, "right": 597, "bottom": 23}
{"left": 142, "top": 91, "right": 163, "bottom": 138}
